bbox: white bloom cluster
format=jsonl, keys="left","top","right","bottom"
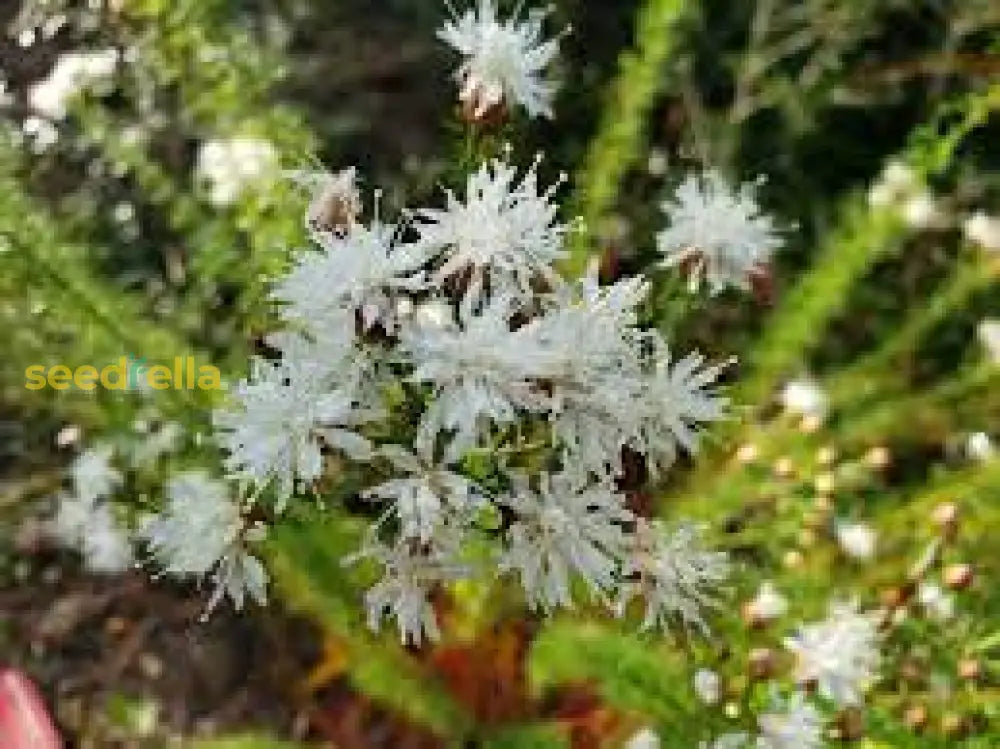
{"left": 195, "top": 137, "right": 279, "bottom": 206}
{"left": 698, "top": 694, "right": 822, "bottom": 749}
{"left": 784, "top": 600, "right": 880, "bottom": 706}
{"left": 963, "top": 211, "right": 1000, "bottom": 252}
{"left": 28, "top": 48, "right": 118, "bottom": 120}
{"left": 439, "top": 0, "right": 562, "bottom": 119}
{"left": 657, "top": 171, "right": 783, "bottom": 294}
{"left": 834, "top": 521, "right": 877, "bottom": 562}
{"left": 50, "top": 447, "right": 132, "bottom": 574}
{"left": 755, "top": 693, "right": 824, "bottom": 749}
{"left": 212, "top": 156, "right": 740, "bottom": 641}
{"left": 978, "top": 319, "right": 1000, "bottom": 365}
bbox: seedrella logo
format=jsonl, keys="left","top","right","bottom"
{"left": 25, "top": 355, "right": 222, "bottom": 391}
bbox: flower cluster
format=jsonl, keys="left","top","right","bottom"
{"left": 201, "top": 157, "right": 738, "bottom": 643}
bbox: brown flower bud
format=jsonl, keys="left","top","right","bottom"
{"left": 836, "top": 707, "right": 865, "bottom": 741}
{"left": 932, "top": 503, "right": 959, "bottom": 535}
{"left": 958, "top": 659, "right": 981, "bottom": 681}
{"left": 941, "top": 713, "right": 967, "bottom": 738}
{"left": 903, "top": 705, "right": 928, "bottom": 732}
{"left": 865, "top": 446, "right": 891, "bottom": 470}
{"left": 748, "top": 648, "right": 776, "bottom": 680}
{"left": 944, "top": 563, "right": 973, "bottom": 590}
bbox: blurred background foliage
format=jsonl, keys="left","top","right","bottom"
{"left": 1, "top": 0, "right": 1000, "bottom": 746}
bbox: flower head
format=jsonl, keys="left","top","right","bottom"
{"left": 784, "top": 600, "right": 880, "bottom": 706}
{"left": 439, "top": 0, "right": 561, "bottom": 119}
{"left": 657, "top": 172, "right": 782, "bottom": 294}
{"left": 196, "top": 137, "right": 278, "bottom": 206}
{"left": 352, "top": 539, "right": 467, "bottom": 645}
{"left": 499, "top": 472, "right": 632, "bottom": 611}
{"left": 414, "top": 158, "right": 566, "bottom": 304}
{"left": 142, "top": 471, "right": 268, "bottom": 613}
{"left": 756, "top": 693, "right": 823, "bottom": 749}
{"left": 620, "top": 521, "right": 729, "bottom": 633}
{"left": 70, "top": 445, "right": 120, "bottom": 503}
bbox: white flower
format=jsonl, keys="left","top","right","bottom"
{"left": 693, "top": 668, "right": 722, "bottom": 705}
{"left": 657, "top": 172, "right": 782, "bottom": 294}
{"left": 917, "top": 582, "right": 955, "bottom": 622}
{"left": 142, "top": 472, "right": 244, "bottom": 576}
{"left": 51, "top": 492, "right": 132, "bottom": 574}
{"left": 214, "top": 352, "right": 375, "bottom": 507}
{"left": 29, "top": 48, "right": 118, "bottom": 119}
{"left": 364, "top": 445, "right": 482, "bottom": 543}
{"left": 499, "top": 473, "right": 632, "bottom": 611}
{"left": 413, "top": 158, "right": 566, "bottom": 303}
{"left": 439, "top": 0, "right": 561, "bottom": 119}
{"left": 620, "top": 521, "right": 729, "bottom": 633}
{"left": 780, "top": 378, "right": 827, "bottom": 421}
{"left": 756, "top": 693, "right": 823, "bottom": 749}
{"left": 978, "top": 319, "right": 1000, "bottom": 364}
{"left": 747, "top": 581, "right": 789, "bottom": 623}
{"left": 902, "top": 191, "right": 946, "bottom": 230}
{"left": 273, "top": 220, "right": 427, "bottom": 333}
{"left": 784, "top": 600, "right": 880, "bottom": 706}
{"left": 633, "top": 348, "right": 729, "bottom": 475}
{"left": 400, "top": 295, "right": 550, "bottom": 460}
{"left": 353, "top": 539, "right": 467, "bottom": 645}
{"left": 142, "top": 472, "right": 268, "bottom": 612}
{"left": 835, "top": 521, "right": 877, "bottom": 562}
{"left": 196, "top": 137, "right": 278, "bottom": 206}
{"left": 963, "top": 211, "right": 1000, "bottom": 252}
{"left": 208, "top": 546, "right": 269, "bottom": 613}
{"left": 700, "top": 735, "right": 749, "bottom": 749}
{"left": 966, "top": 432, "right": 995, "bottom": 462}
{"left": 70, "top": 445, "right": 121, "bottom": 503}
{"left": 868, "top": 160, "right": 918, "bottom": 208}
{"left": 625, "top": 727, "right": 661, "bottom": 749}
{"left": 80, "top": 504, "right": 133, "bottom": 574}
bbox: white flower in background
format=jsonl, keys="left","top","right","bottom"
{"left": 657, "top": 171, "right": 782, "bottom": 294}
{"left": 79, "top": 503, "right": 133, "bottom": 574}
{"left": 780, "top": 378, "right": 828, "bottom": 421}
{"left": 364, "top": 445, "right": 482, "bottom": 543}
{"left": 414, "top": 158, "right": 566, "bottom": 303}
{"left": 748, "top": 581, "right": 789, "bottom": 623}
{"left": 867, "top": 160, "right": 918, "bottom": 208}
{"left": 963, "top": 211, "right": 1000, "bottom": 252}
{"left": 835, "top": 521, "right": 877, "bottom": 562}
{"left": 785, "top": 600, "right": 880, "bottom": 706}
{"left": 28, "top": 48, "right": 118, "bottom": 119}
{"left": 499, "top": 473, "right": 631, "bottom": 611}
{"left": 141, "top": 472, "right": 244, "bottom": 576}
{"left": 917, "top": 582, "right": 955, "bottom": 622}
{"left": 902, "top": 191, "right": 946, "bottom": 230}
{"left": 438, "top": 0, "right": 561, "bottom": 119}
{"left": 700, "top": 735, "right": 749, "bottom": 749}
{"left": 272, "top": 220, "right": 427, "bottom": 332}
{"left": 966, "top": 431, "right": 995, "bottom": 462}
{"left": 70, "top": 445, "right": 120, "bottom": 503}
{"left": 353, "top": 539, "right": 467, "bottom": 645}
{"left": 624, "top": 727, "right": 661, "bottom": 749}
{"left": 978, "top": 319, "right": 1000, "bottom": 364}
{"left": 756, "top": 693, "right": 823, "bottom": 749}
{"left": 620, "top": 522, "right": 729, "bottom": 633}
{"left": 196, "top": 137, "right": 278, "bottom": 206}
{"left": 693, "top": 668, "right": 722, "bottom": 705}
{"left": 51, "top": 492, "right": 132, "bottom": 574}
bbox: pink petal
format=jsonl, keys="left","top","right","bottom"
{"left": 0, "top": 669, "right": 63, "bottom": 749}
